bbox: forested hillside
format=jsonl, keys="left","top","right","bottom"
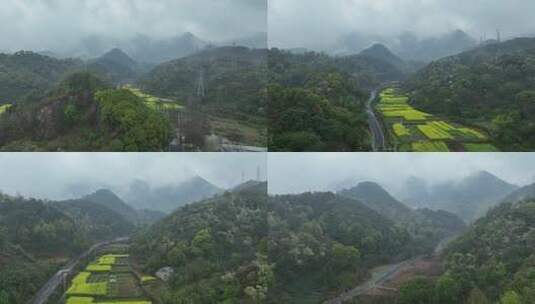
{"left": 131, "top": 182, "right": 269, "bottom": 303}
{"left": 140, "top": 46, "right": 267, "bottom": 117}
{"left": 0, "top": 51, "right": 81, "bottom": 104}
{"left": 0, "top": 190, "right": 141, "bottom": 303}
{"left": 398, "top": 199, "right": 535, "bottom": 304}
{"left": 268, "top": 192, "right": 415, "bottom": 302}
{"left": 0, "top": 72, "right": 172, "bottom": 151}
{"left": 268, "top": 49, "right": 372, "bottom": 151}
{"left": 405, "top": 37, "right": 535, "bottom": 151}
{"left": 0, "top": 194, "right": 86, "bottom": 303}
{"left": 339, "top": 182, "right": 466, "bottom": 255}
{"left": 139, "top": 46, "right": 267, "bottom": 147}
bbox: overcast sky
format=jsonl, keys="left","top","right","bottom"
{"left": 269, "top": 0, "right": 535, "bottom": 49}
{"left": 0, "top": 0, "right": 267, "bottom": 51}
{"left": 268, "top": 153, "right": 535, "bottom": 199}
{"left": 0, "top": 153, "right": 266, "bottom": 201}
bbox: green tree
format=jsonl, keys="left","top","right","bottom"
{"left": 466, "top": 288, "right": 489, "bottom": 304}
{"left": 501, "top": 290, "right": 521, "bottom": 304}
{"left": 0, "top": 290, "right": 9, "bottom": 304}
{"left": 399, "top": 277, "right": 434, "bottom": 304}
{"left": 435, "top": 273, "right": 461, "bottom": 304}
{"left": 191, "top": 228, "right": 214, "bottom": 257}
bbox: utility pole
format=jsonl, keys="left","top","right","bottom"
{"left": 256, "top": 166, "right": 260, "bottom": 181}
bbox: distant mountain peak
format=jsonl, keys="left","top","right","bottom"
{"left": 99, "top": 48, "right": 136, "bottom": 66}
{"left": 358, "top": 43, "right": 404, "bottom": 67}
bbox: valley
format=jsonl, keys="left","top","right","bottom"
{"left": 0, "top": 40, "right": 267, "bottom": 152}
{"left": 269, "top": 32, "right": 535, "bottom": 151}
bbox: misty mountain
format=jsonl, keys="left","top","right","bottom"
{"left": 82, "top": 189, "right": 140, "bottom": 224}
{"left": 50, "top": 198, "right": 135, "bottom": 240}
{"left": 221, "top": 32, "right": 267, "bottom": 49}
{"left": 405, "top": 171, "right": 518, "bottom": 222}
{"left": 501, "top": 182, "right": 535, "bottom": 203}
{"left": 86, "top": 48, "right": 139, "bottom": 84}
{"left": 339, "top": 182, "right": 466, "bottom": 246}
{"left": 62, "top": 33, "right": 210, "bottom": 64}
{"left": 333, "top": 29, "right": 477, "bottom": 62}
{"left": 124, "top": 176, "right": 223, "bottom": 213}
{"left": 339, "top": 181, "right": 412, "bottom": 221}
{"left": 358, "top": 43, "right": 406, "bottom": 71}
{"left": 393, "top": 29, "right": 478, "bottom": 62}
{"left": 334, "top": 51, "right": 407, "bottom": 84}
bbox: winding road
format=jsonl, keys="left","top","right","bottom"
{"left": 324, "top": 235, "right": 458, "bottom": 304}
{"left": 366, "top": 89, "right": 386, "bottom": 151}
{"left": 29, "top": 237, "right": 129, "bottom": 304}
{"left": 323, "top": 257, "right": 421, "bottom": 304}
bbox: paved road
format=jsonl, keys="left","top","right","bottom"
{"left": 323, "top": 257, "right": 421, "bottom": 304}
{"left": 29, "top": 237, "right": 129, "bottom": 304}
{"left": 366, "top": 89, "right": 386, "bottom": 151}
{"left": 324, "top": 234, "right": 458, "bottom": 304}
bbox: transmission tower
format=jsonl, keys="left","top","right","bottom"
{"left": 497, "top": 29, "right": 501, "bottom": 43}
{"left": 196, "top": 68, "right": 205, "bottom": 99}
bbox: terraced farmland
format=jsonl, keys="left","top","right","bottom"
{"left": 0, "top": 103, "right": 12, "bottom": 114}
{"left": 65, "top": 254, "right": 152, "bottom": 304}
{"left": 123, "top": 85, "right": 183, "bottom": 111}
{"left": 376, "top": 87, "right": 498, "bottom": 152}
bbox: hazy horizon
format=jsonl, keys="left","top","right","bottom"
{"left": 0, "top": 153, "right": 267, "bottom": 201}
{"left": 268, "top": 153, "right": 535, "bottom": 199}
{"left": 0, "top": 0, "right": 267, "bottom": 53}
{"left": 269, "top": 0, "right": 535, "bottom": 50}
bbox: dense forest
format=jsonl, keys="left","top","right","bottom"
{"left": 406, "top": 37, "right": 535, "bottom": 151}
{"left": 268, "top": 49, "right": 372, "bottom": 151}
{"left": 397, "top": 198, "right": 535, "bottom": 304}
{"left": 131, "top": 182, "right": 269, "bottom": 303}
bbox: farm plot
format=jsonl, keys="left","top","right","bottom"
{"left": 0, "top": 104, "right": 12, "bottom": 114}
{"left": 377, "top": 87, "right": 499, "bottom": 151}
{"left": 66, "top": 254, "right": 151, "bottom": 304}
{"left": 123, "top": 85, "right": 183, "bottom": 111}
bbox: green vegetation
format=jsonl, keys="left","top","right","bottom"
{"left": 0, "top": 51, "right": 81, "bottom": 104}
{"left": 412, "top": 140, "right": 450, "bottom": 152}
{"left": 123, "top": 85, "right": 183, "bottom": 111}
{"left": 139, "top": 46, "right": 267, "bottom": 148}
{"left": 398, "top": 199, "right": 535, "bottom": 303}
{"left": 0, "top": 104, "right": 11, "bottom": 114}
{"left": 268, "top": 49, "right": 371, "bottom": 151}
{"left": 132, "top": 182, "right": 268, "bottom": 303}
{"left": 406, "top": 37, "right": 535, "bottom": 151}
{"left": 0, "top": 72, "right": 173, "bottom": 151}
{"left": 378, "top": 87, "right": 498, "bottom": 151}
{"left": 393, "top": 123, "right": 410, "bottom": 137}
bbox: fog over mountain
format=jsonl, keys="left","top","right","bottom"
{"left": 269, "top": 0, "right": 535, "bottom": 54}
{"left": 0, "top": 0, "right": 267, "bottom": 55}
{"left": 268, "top": 153, "right": 535, "bottom": 198}
{"left": 0, "top": 153, "right": 266, "bottom": 201}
